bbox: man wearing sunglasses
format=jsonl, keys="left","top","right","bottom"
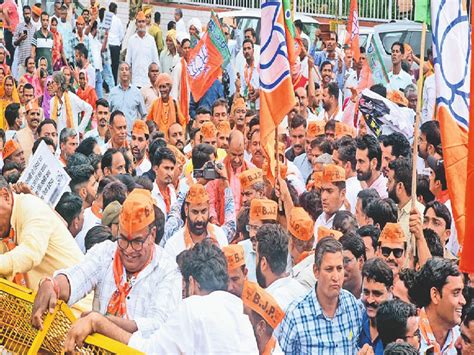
{"left": 31, "top": 188, "right": 182, "bottom": 337}
{"left": 377, "top": 222, "right": 407, "bottom": 275}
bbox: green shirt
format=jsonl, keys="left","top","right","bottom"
{"left": 32, "top": 29, "right": 54, "bottom": 74}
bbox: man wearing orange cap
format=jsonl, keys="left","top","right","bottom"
{"left": 69, "top": 15, "right": 92, "bottom": 68}
{"left": 216, "top": 120, "right": 231, "bottom": 150}
{"left": 231, "top": 97, "right": 247, "bottom": 132}
{"left": 242, "top": 281, "right": 285, "bottom": 354}
{"left": 315, "top": 164, "right": 346, "bottom": 231}
{"left": 3, "top": 139, "right": 26, "bottom": 171}
{"left": 255, "top": 224, "right": 308, "bottom": 311}
{"left": 288, "top": 207, "right": 317, "bottom": 292}
{"left": 164, "top": 183, "right": 228, "bottom": 259}
{"left": 239, "top": 167, "right": 265, "bottom": 208}
{"left": 376, "top": 222, "right": 407, "bottom": 274}
{"left": 223, "top": 244, "right": 247, "bottom": 297}
{"left": 126, "top": 11, "right": 159, "bottom": 88}
{"left": 151, "top": 147, "right": 177, "bottom": 216}
{"left": 32, "top": 188, "right": 182, "bottom": 336}
{"left": 238, "top": 198, "right": 278, "bottom": 283}
{"left": 16, "top": 99, "right": 41, "bottom": 161}
{"left": 201, "top": 121, "right": 218, "bottom": 147}
{"left": 63, "top": 240, "right": 259, "bottom": 353}
{"left": 130, "top": 120, "right": 150, "bottom": 176}
{"left": 147, "top": 72, "right": 186, "bottom": 137}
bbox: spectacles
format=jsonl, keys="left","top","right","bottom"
{"left": 245, "top": 224, "right": 259, "bottom": 233}
{"left": 381, "top": 247, "right": 404, "bottom": 259}
{"left": 117, "top": 235, "right": 149, "bottom": 251}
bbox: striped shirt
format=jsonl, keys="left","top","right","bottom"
{"left": 13, "top": 22, "right": 35, "bottom": 66}
{"left": 32, "top": 30, "right": 54, "bottom": 73}
{"left": 278, "top": 286, "right": 362, "bottom": 354}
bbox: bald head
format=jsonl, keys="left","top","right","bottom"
{"left": 228, "top": 130, "right": 245, "bottom": 170}
{"left": 295, "top": 87, "right": 308, "bottom": 109}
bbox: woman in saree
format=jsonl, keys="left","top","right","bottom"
{"left": 50, "top": 17, "right": 68, "bottom": 72}
{"left": 0, "top": 75, "right": 20, "bottom": 129}
{"left": 41, "top": 76, "right": 54, "bottom": 119}
{"left": 76, "top": 69, "right": 97, "bottom": 129}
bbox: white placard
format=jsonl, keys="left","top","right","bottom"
{"left": 101, "top": 11, "right": 113, "bottom": 30}
{"left": 18, "top": 141, "right": 70, "bottom": 207}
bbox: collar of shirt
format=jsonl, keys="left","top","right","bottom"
{"left": 311, "top": 284, "right": 346, "bottom": 320}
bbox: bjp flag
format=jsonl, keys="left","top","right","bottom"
{"left": 430, "top": 0, "right": 470, "bottom": 270}
{"left": 345, "top": 0, "right": 360, "bottom": 62}
{"left": 260, "top": 0, "right": 297, "bottom": 182}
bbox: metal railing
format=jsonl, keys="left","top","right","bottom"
{"left": 175, "top": 0, "right": 414, "bottom": 22}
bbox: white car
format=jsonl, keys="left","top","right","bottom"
{"left": 218, "top": 9, "right": 320, "bottom": 46}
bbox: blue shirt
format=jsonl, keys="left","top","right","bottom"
{"left": 358, "top": 311, "right": 384, "bottom": 355}
{"left": 293, "top": 153, "right": 313, "bottom": 183}
{"left": 189, "top": 79, "right": 224, "bottom": 119}
{"left": 278, "top": 286, "right": 362, "bottom": 355}
{"left": 108, "top": 84, "right": 147, "bottom": 131}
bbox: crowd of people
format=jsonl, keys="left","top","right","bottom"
{"left": 0, "top": 0, "right": 471, "bottom": 353}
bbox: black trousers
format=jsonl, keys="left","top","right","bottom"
{"left": 110, "top": 45, "right": 121, "bottom": 84}
{"left": 4, "top": 29, "right": 14, "bottom": 67}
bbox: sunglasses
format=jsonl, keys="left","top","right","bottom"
{"left": 381, "top": 247, "right": 404, "bottom": 259}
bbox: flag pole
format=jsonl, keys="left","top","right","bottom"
{"left": 408, "top": 21, "right": 427, "bottom": 266}
{"left": 275, "top": 127, "right": 283, "bottom": 211}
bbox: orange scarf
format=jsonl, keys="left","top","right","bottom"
{"left": 147, "top": 97, "right": 186, "bottom": 139}
{"left": 2, "top": 228, "right": 27, "bottom": 287}
{"left": 106, "top": 246, "right": 154, "bottom": 318}
{"left": 91, "top": 201, "right": 102, "bottom": 219}
{"left": 159, "top": 185, "right": 171, "bottom": 214}
{"left": 419, "top": 307, "right": 455, "bottom": 354}
{"left": 51, "top": 92, "right": 74, "bottom": 129}
{"left": 262, "top": 336, "right": 277, "bottom": 355}
{"left": 184, "top": 222, "right": 218, "bottom": 249}
{"left": 180, "top": 58, "right": 189, "bottom": 124}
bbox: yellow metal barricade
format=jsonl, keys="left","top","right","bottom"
{"left": 0, "top": 278, "right": 143, "bottom": 354}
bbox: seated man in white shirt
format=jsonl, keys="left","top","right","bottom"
{"left": 256, "top": 224, "right": 308, "bottom": 311}
{"left": 315, "top": 164, "right": 346, "bottom": 230}
{"left": 32, "top": 188, "right": 182, "bottom": 337}
{"left": 63, "top": 239, "right": 259, "bottom": 354}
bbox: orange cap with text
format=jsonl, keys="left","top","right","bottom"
{"left": 132, "top": 120, "right": 149, "bottom": 136}
{"left": 307, "top": 120, "right": 326, "bottom": 138}
{"left": 322, "top": 164, "right": 346, "bottom": 184}
{"left": 288, "top": 207, "right": 315, "bottom": 241}
{"left": 201, "top": 121, "right": 217, "bottom": 139}
{"left": 3, "top": 140, "right": 20, "bottom": 160}
{"left": 249, "top": 199, "right": 278, "bottom": 223}
{"left": 317, "top": 226, "right": 343, "bottom": 240}
{"left": 307, "top": 171, "right": 323, "bottom": 190}
{"left": 231, "top": 97, "right": 246, "bottom": 115}
{"left": 119, "top": 189, "right": 155, "bottom": 239}
{"left": 216, "top": 120, "right": 231, "bottom": 135}
{"left": 242, "top": 281, "right": 285, "bottom": 329}
{"left": 186, "top": 183, "right": 210, "bottom": 205}
{"left": 335, "top": 121, "right": 356, "bottom": 139}
{"left": 379, "top": 222, "right": 406, "bottom": 243}
{"left": 223, "top": 245, "right": 246, "bottom": 270}
{"left": 239, "top": 168, "right": 263, "bottom": 190}
{"left": 167, "top": 144, "right": 186, "bottom": 167}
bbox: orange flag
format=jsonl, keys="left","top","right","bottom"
{"left": 260, "top": 0, "right": 297, "bottom": 182}
{"left": 345, "top": 0, "right": 360, "bottom": 62}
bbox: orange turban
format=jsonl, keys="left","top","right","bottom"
{"left": 231, "top": 97, "right": 246, "bottom": 115}
{"left": 379, "top": 223, "right": 406, "bottom": 243}
{"left": 239, "top": 168, "right": 263, "bottom": 191}
{"left": 25, "top": 99, "right": 40, "bottom": 112}
{"left": 201, "top": 121, "right": 217, "bottom": 139}
{"left": 3, "top": 140, "right": 20, "bottom": 160}
{"left": 32, "top": 5, "right": 41, "bottom": 16}
{"left": 288, "top": 207, "right": 314, "bottom": 241}
{"left": 135, "top": 11, "right": 146, "bottom": 21}
{"left": 119, "top": 189, "right": 155, "bottom": 238}
{"left": 132, "top": 120, "right": 149, "bottom": 136}
{"left": 307, "top": 120, "right": 325, "bottom": 138}
{"left": 216, "top": 121, "right": 231, "bottom": 135}
{"left": 317, "top": 226, "right": 343, "bottom": 240}
{"left": 249, "top": 199, "right": 278, "bottom": 223}
{"left": 242, "top": 281, "right": 285, "bottom": 329}
{"left": 223, "top": 245, "right": 245, "bottom": 271}
{"left": 186, "top": 184, "right": 209, "bottom": 205}
{"left": 157, "top": 73, "right": 172, "bottom": 87}
{"left": 76, "top": 15, "right": 85, "bottom": 25}
{"left": 322, "top": 164, "right": 346, "bottom": 184}
{"left": 335, "top": 121, "right": 356, "bottom": 139}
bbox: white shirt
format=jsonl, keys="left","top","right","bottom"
{"left": 88, "top": 34, "right": 103, "bottom": 71}
{"left": 422, "top": 73, "right": 436, "bottom": 123}
{"left": 83, "top": 128, "right": 107, "bottom": 152}
{"left": 291, "top": 254, "right": 316, "bottom": 293}
{"left": 160, "top": 50, "right": 179, "bottom": 76}
{"left": 135, "top": 157, "right": 151, "bottom": 177}
{"left": 128, "top": 291, "right": 259, "bottom": 354}
{"left": 176, "top": 18, "right": 186, "bottom": 34}
{"left": 75, "top": 206, "right": 101, "bottom": 253}
{"left": 165, "top": 224, "right": 228, "bottom": 260}
{"left": 108, "top": 14, "right": 124, "bottom": 46}
{"left": 345, "top": 175, "right": 363, "bottom": 214}
{"left": 126, "top": 32, "right": 159, "bottom": 88}
{"left": 238, "top": 238, "right": 257, "bottom": 282}
{"left": 57, "top": 241, "right": 182, "bottom": 336}
{"left": 388, "top": 69, "right": 414, "bottom": 91}
{"left": 368, "top": 173, "right": 388, "bottom": 199}
{"left": 50, "top": 91, "right": 93, "bottom": 134}
{"left": 266, "top": 276, "right": 308, "bottom": 311}
{"left": 151, "top": 182, "right": 177, "bottom": 216}
{"left": 314, "top": 204, "right": 345, "bottom": 233}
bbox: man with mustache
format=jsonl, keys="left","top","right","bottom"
{"left": 340, "top": 233, "right": 366, "bottom": 299}
{"left": 130, "top": 120, "right": 150, "bottom": 176}
{"left": 84, "top": 99, "right": 110, "bottom": 152}
{"left": 315, "top": 164, "right": 346, "bottom": 229}
{"left": 168, "top": 122, "right": 185, "bottom": 152}
{"left": 356, "top": 134, "right": 388, "bottom": 198}
{"left": 249, "top": 129, "right": 264, "bottom": 168}
{"left": 151, "top": 147, "right": 176, "bottom": 216}
{"left": 376, "top": 222, "right": 407, "bottom": 276}
{"left": 379, "top": 133, "right": 411, "bottom": 178}
{"left": 16, "top": 99, "right": 41, "bottom": 161}
{"left": 358, "top": 258, "right": 394, "bottom": 354}
{"left": 164, "top": 183, "right": 228, "bottom": 260}
{"left": 285, "top": 115, "right": 306, "bottom": 162}
{"left": 216, "top": 121, "right": 231, "bottom": 151}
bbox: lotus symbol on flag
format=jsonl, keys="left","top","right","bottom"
{"left": 188, "top": 42, "right": 209, "bottom": 79}
{"left": 260, "top": 1, "right": 291, "bottom": 92}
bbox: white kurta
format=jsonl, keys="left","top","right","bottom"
{"left": 266, "top": 276, "right": 309, "bottom": 311}
{"left": 126, "top": 32, "right": 159, "bottom": 88}
{"left": 291, "top": 254, "right": 317, "bottom": 293}
{"left": 128, "top": 291, "right": 259, "bottom": 354}
{"left": 75, "top": 207, "right": 101, "bottom": 253}
{"left": 50, "top": 92, "right": 93, "bottom": 135}
{"left": 135, "top": 157, "right": 151, "bottom": 177}
{"left": 345, "top": 175, "right": 363, "bottom": 214}
{"left": 164, "top": 224, "right": 228, "bottom": 260}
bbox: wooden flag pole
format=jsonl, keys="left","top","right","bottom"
{"left": 408, "top": 21, "right": 427, "bottom": 267}
{"left": 275, "top": 127, "right": 283, "bottom": 211}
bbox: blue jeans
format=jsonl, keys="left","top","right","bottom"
{"left": 95, "top": 69, "right": 104, "bottom": 99}
{"left": 101, "top": 63, "right": 115, "bottom": 91}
